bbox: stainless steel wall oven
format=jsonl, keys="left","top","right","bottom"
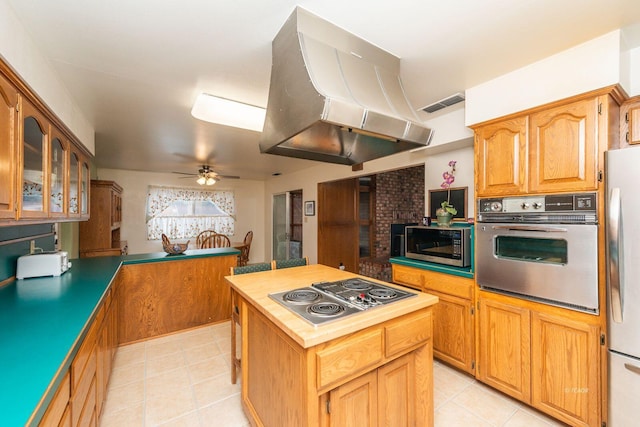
{"left": 476, "top": 193, "right": 599, "bottom": 314}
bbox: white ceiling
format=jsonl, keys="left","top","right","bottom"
{"left": 7, "top": 0, "right": 640, "bottom": 180}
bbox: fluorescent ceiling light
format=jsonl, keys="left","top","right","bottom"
{"left": 191, "top": 93, "right": 266, "bottom": 132}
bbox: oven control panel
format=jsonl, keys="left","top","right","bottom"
{"left": 477, "top": 192, "right": 597, "bottom": 224}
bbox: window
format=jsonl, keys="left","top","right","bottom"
{"left": 146, "top": 186, "right": 235, "bottom": 240}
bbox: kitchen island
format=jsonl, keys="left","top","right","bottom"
{"left": 226, "top": 264, "right": 438, "bottom": 426}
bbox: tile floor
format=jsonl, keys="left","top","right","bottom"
{"left": 100, "top": 321, "right": 567, "bottom": 427}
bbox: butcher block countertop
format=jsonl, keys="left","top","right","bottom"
{"left": 225, "top": 264, "right": 438, "bottom": 348}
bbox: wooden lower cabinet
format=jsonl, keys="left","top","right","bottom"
{"left": 241, "top": 298, "right": 433, "bottom": 427}
{"left": 477, "top": 292, "right": 602, "bottom": 426}
{"left": 328, "top": 353, "right": 424, "bottom": 427}
{"left": 477, "top": 297, "right": 531, "bottom": 403}
{"left": 39, "top": 284, "right": 119, "bottom": 427}
{"left": 392, "top": 265, "right": 475, "bottom": 374}
{"left": 531, "top": 311, "right": 600, "bottom": 426}
{"left": 39, "top": 372, "right": 71, "bottom": 426}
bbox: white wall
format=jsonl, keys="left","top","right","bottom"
{"left": 629, "top": 46, "right": 640, "bottom": 96}
{"left": 96, "top": 168, "right": 267, "bottom": 263}
{"left": 465, "top": 30, "right": 624, "bottom": 125}
{"left": 0, "top": 0, "right": 95, "bottom": 153}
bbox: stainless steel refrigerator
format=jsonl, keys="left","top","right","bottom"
{"left": 606, "top": 146, "right": 640, "bottom": 426}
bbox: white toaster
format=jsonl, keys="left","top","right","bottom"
{"left": 16, "top": 251, "right": 72, "bottom": 280}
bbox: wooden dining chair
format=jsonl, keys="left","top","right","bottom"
{"left": 237, "top": 231, "right": 254, "bottom": 266}
{"left": 229, "top": 261, "right": 273, "bottom": 384}
{"left": 199, "top": 233, "right": 231, "bottom": 248}
{"left": 195, "top": 230, "right": 218, "bottom": 249}
{"left": 271, "top": 256, "right": 309, "bottom": 269}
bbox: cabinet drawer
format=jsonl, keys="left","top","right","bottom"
{"left": 39, "top": 372, "right": 70, "bottom": 426}
{"left": 316, "top": 328, "right": 383, "bottom": 389}
{"left": 392, "top": 265, "right": 423, "bottom": 290}
{"left": 385, "top": 309, "right": 432, "bottom": 357}
{"left": 422, "top": 270, "right": 473, "bottom": 300}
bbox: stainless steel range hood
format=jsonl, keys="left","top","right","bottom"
{"left": 259, "top": 7, "right": 433, "bottom": 165}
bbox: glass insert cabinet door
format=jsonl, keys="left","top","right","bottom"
{"left": 81, "top": 162, "right": 89, "bottom": 215}
{"left": 22, "top": 114, "right": 46, "bottom": 213}
{"left": 50, "top": 137, "right": 66, "bottom": 214}
{"left": 69, "top": 152, "right": 79, "bottom": 214}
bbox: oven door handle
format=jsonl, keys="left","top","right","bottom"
{"left": 608, "top": 187, "right": 623, "bottom": 323}
{"left": 491, "top": 225, "right": 568, "bottom": 233}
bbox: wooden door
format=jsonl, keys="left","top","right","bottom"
{"left": 329, "top": 370, "right": 378, "bottom": 427}
{"left": 377, "top": 352, "right": 415, "bottom": 427}
{"left": 477, "top": 296, "right": 531, "bottom": 403}
{"left": 475, "top": 116, "right": 528, "bottom": 197}
{"left": 529, "top": 97, "right": 598, "bottom": 193}
{"left": 531, "top": 311, "right": 600, "bottom": 426}
{"left": 430, "top": 291, "right": 475, "bottom": 374}
{"left": 318, "top": 178, "right": 358, "bottom": 272}
{"left": 0, "top": 73, "right": 18, "bottom": 220}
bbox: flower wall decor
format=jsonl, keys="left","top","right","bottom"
{"left": 437, "top": 160, "right": 458, "bottom": 216}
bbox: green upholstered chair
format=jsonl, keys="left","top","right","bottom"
{"left": 230, "top": 262, "right": 272, "bottom": 275}
{"left": 271, "top": 257, "right": 309, "bottom": 269}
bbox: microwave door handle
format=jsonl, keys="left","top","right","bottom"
{"left": 608, "top": 187, "right": 623, "bottom": 323}
{"left": 491, "top": 225, "right": 568, "bottom": 233}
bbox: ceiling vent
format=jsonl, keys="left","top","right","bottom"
{"left": 420, "top": 92, "right": 465, "bottom": 114}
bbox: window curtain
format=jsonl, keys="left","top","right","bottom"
{"left": 146, "top": 186, "right": 235, "bottom": 240}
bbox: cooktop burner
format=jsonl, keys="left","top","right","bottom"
{"left": 269, "top": 277, "right": 416, "bottom": 326}
{"left": 307, "top": 302, "right": 345, "bottom": 317}
{"left": 284, "top": 289, "right": 321, "bottom": 304}
{"left": 369, "top": 288, "right": 397, "bottom": 299}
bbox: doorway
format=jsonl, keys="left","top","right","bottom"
{"left": 272, "top": 190, "right": 303, "bottom": 260}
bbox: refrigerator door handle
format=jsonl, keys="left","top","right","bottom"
{"left": 608, "top": 187, "right": 623, "bottom": 323}
{"left": 625, "top": 363, "right": 640, "bottom": 376}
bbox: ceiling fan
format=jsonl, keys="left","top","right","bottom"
{"left": 172, "top": 165, "right": 240, "bottom": 186}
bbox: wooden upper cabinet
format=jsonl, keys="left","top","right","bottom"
{"left": 0, "top": 59, "right": 93, "bottom": 225}
{"left": 474, "top": 92, "right": 614, "bottom": 197}
{"left": 621, "top": 96, "right": 640, "bottom": 146}
{"left": 19, "top": 98, "right": 50, "bottom": 219}
{"left": 0, "top": 73, "right": 18, "bottom": 219}
{"left": 475, "top": 116, "right": 528, "bottom": 197}
{"left": 529, "top": 97, "right": 598, "bottom": 193}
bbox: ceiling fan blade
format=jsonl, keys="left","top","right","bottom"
{"left": 172, "top": 171, "right": 198, "bottom": 176}
{"left": 217, "top": 174, "right": 240, "bottom": 179}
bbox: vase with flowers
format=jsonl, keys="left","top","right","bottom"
{"left": 436, "top": 160, "right": 457, "bottom": 226}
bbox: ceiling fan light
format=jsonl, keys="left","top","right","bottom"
{"left": 196, "top": 175, "right": 207, "bottom": 185}
{"left": 191, "top": 93, "right": 265, "bottom": 132}
{"left": 205, "top": 176, "right": 217, "bottom": 185}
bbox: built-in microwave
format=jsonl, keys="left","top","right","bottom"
{"left": 404, "top": 226, "right": 471, "bottom": 267}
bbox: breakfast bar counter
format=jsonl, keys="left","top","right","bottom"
{"left": 226, "top": 264, "right": 438, "bottom": 426}
{"left": 0, "top": 247, "right": 238, "bottom": 426}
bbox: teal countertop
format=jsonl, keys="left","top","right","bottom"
{"left": 389, "top": 257, "right": 474, "bottom": 279}
{"left": 0, "top": 248, "right": 238, "bottom": 426}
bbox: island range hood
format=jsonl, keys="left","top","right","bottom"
{"left": 259, "top": 7, "right": 433, "bottom": 165}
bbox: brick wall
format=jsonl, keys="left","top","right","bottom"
{"left": 374, "top": 166, "right": 425, "bottom": 258}
{"left": 359, "top": 165, "right": 424, "bottom": 281}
